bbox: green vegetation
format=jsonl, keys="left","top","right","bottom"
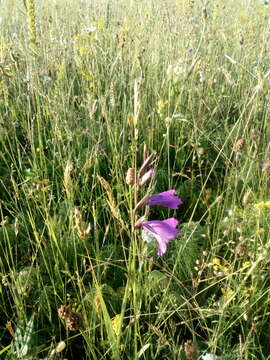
{"left": 1, "top": 0, "right": 270, "bottom": 358}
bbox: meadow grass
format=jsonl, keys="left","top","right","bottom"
{"left": 1, "top": 0, "right": 270, "bottom": 358}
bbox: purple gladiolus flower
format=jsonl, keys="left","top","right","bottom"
{"left": 142, "top": 218, "right": 179, "bottom": 256}
{"left": 145, "top": 190, "right": 183, "bottom": 209}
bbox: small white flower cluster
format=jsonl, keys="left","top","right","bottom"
{"left": 81, "top": 26, "right": 97, "bottom": 34}
{"left": 200, "top": 353, "right": 220, "bottom": 360}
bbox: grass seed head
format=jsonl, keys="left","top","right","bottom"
{"left": 242, "top": 188, "right": 252, "bottom": 207}
{"left": 74, "top": 208, "right": 91, "bottom": 240}
{"left": 184, "top": 340, "right": 198, "bottom": 360}
{"left": 94, "top": 293, "right": 102, "bottom": 314}
{"left": 235, "top": 242, "right": 247, "bottom": 258}
{"left": 126, "top": 167, "right": 136, "bottom": 185}
{"left": 64, "top": 160, "right": 74, "bottom": 201}
{"left": 234, "top": 138, "right": 245, "bottom": 153}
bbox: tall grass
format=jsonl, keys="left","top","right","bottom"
{"left": 1, "top": 0, "right": 270, "bottom": 358}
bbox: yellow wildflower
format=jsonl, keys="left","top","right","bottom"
{"left": 253, "top": 201, "right": 270, "bottom": 211}
{"left": 221, "top": 287, "right": 234, "bottom": 301}
{"left": 219, "top": 265, "right": 230, "bottom": 274}
{"left": 212, "top": 257, "right": 221, "bottom": 271}
{"left": 243, "top": 261, "right": 251, "bottom": 267}
{"left": 212, "top": 257, "right": 221, "bottom": 265}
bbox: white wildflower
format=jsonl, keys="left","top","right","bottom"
{"left": 81, "top": 26, "right": 97, "bottom": 34}
{"left": 201, "top": 353, "right": 220, "bottom": 360}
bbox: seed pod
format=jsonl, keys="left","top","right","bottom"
{"left": 126, "top": 168, "right": 136, "bottom": 185}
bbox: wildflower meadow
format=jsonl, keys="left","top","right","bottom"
{"left": 1, "top": 0, "right": 270, "bottom": 359}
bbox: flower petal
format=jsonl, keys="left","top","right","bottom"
{"left": 142, "top": 218, "right": 179, "bottom": 256}
{"left": 146, "top": 190, "right": 183, "bottom": 209}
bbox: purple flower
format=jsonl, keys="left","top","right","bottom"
{"left": 142, "top": 218, "right": 179, "bottom": 256}
{"left": 260, "top": 159, "right": 270, "bottom": 171}
{"left": 145, "top": 190, "right": 183, "bottom": 209}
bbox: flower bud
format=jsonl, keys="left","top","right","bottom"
{"left": 138, "top": 151, "right": 156, "bottom": 175}
{"left": 139, "top": 168, "right": 154, "bottom": 187}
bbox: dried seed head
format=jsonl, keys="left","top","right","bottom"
{"left": 74, "top": 208, "right": 82, "bottom": 221}
{"left": 63, "top": 160, "right": 73, "bottom": 200}
{"left": 94, "top": 293, "right": 102, "bottom": 314}
{"left": 184, "top": 340, "right": 198, "bottom": 360}
{"left": 235, "top": 242, "right": 247, "bottom": 258}
{"left": 203, "top": 188, "right": 212, "bottom": 202}
{"left": 216, "top": 195, "right": 223, "bottom": 203}
{"left": 242, "top": 188, "right": 252, "bottom": 207}
{"left": 58, "top": 305, "right": 83, "bottom": 331}
{"left": 234, "top": 138, "right": 245, "bottom": 153}
{"left": 126, "top": 168, "right": 136, "bottom": 185}
{"left": 74, "top": 208, "right": 91, "bottom": 240}
{"left": 6, "top": 321, "right": 15, "bottom": 338}
{"left": 0, "top": 217, "right": 9, "bottom": 227}
{"left": 66, "top": 311, "right": 83, "bottom": 331}
{"left": 97, "top": 175, "right": 124, "bottom": 227}
{"left": 58, "top": 305, "right": 71, "bottom": 319}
